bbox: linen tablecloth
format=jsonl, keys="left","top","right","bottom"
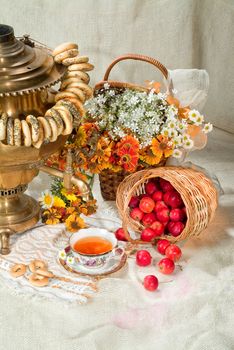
{"left": 0, "top": 126, "right": 233, "bottom": 350}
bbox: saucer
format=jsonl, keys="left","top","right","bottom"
{"left": 59, "top": 246, "right": 127, "bottom": 277}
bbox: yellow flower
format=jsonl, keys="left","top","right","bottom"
{"left": 61, "top": 188, "right": 77, "bottom": 202}
{"left": 151, "top": 136, "right": 173, "bottom": 159}
{"left": 39, "top": 190, "right": 54, "bottom": 209}
{"left": 53, "top": 196, "right": 66, "bottom": 208}
{"left": 41, "top": 208, "right": 61, "bottom": 225}
{"left": 75, "top": 126, "right": 87, "bottom": 147}
{"left": 65, "top": 214, "right": 86, "bottom": 233}
{"left": 140, "top": 147, "right": 162, "bottom": 165}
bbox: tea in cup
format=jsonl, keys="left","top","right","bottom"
{"left": 69, "top": 228, "right": 124, "bottom": 269}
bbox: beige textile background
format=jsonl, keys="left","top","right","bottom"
{"left": 0, "top": 0, "right": 234, "bottom": 132}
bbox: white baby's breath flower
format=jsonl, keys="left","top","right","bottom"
{"left": 104, "top": 83, "right": 110, "bottom": 90}
{"left": 66, "top": 256, "right": 75, "bottom": 265}
{"left": 59, "top": 250, "right": 67, "bottom": 261}
{"left": 172, "top": 149, "right": 183, "bottom": 158}
{"left": 194, "top": 114, "right": 204, "bottom": 126}
{"left": 183, "top": 139, "right": 194, "bottom": 149}
{"left": 188, "top": 109, "right": 201, "bottom": 122}
{"left": 202, "top": 122, "right": 213, "bottom": 133}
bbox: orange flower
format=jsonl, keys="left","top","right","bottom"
{"left": 117, "top": 135, "right": 139, "bottom": 153}
{"left": 117, "top": 147, "right": 139, "bottom": 172}
{"left": 151, "top": 135, "right": 174, "bottom": 159}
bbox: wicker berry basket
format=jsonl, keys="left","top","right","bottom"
{"left": 95, "top": 54, "right": 172, "bottom": 201}
{"left": 116, "top": 167, "right": 218, "bottom": 243}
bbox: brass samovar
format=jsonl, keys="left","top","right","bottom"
{"left": 0, "top": 24, "right": 91, "bottom": 254}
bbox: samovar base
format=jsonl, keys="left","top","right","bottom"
{"left": 0, "top": 185, "right": 40, "bottom": 255}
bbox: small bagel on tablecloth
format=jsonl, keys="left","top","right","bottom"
{"left": 28, "top": 273, "right": 49, "bottom": 287}
{"left": 36, "top": 269, "right": 54, "bottom": 278}
{"left": 10, "top": 263, "right": 27, "bottom": 278}
{"left": 29, "top": 259, "right": 47, "bottom": 273}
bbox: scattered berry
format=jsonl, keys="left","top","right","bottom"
{"left": 143, "top": 275, "right": 159, "bottom": 291}
{"left": 114, "top": 228, "right": 127, "bottom": 241}
{"left": 158, "top": 258, "right": 175, "bottom": 274}
{"left": 165, "top": 244, "right": 182, "bottom": 262}
{"left": 136, "top": 250, "right": 152, "bottom": 266}
{"left": 157, "top": 239, "right": 171, "bottom": 255}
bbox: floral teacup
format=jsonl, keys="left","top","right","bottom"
{"left": 69, "top": 228, "right": 124, "bottom": 269}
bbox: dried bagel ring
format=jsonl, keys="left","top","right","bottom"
{"left": 55, "top": 91, "right": 77, "bottom": 103}
{"left": 29, "top": 273, "right": 49, "bottom": 287}
{"left": 26, "top": 115, "right": 39, "bottom": 143}
{"left": 63, "top": 71, "right": 90, "bottom": 84}
{"left": 7, "top": 117, "right": 14, "bottom": 145}
{"left": 57, "top": 100, "right": 81, "bottom": 124}
{"left": 0, "top": 113, "right": 8, "bottom": 141}
{"left": 67, "top": 82, "right": 93, "bottom": 99}
{"left": 37, "top": 116, "right": 51, "bottom": 142}
{"left": 47, "top": 117, "right": 58, "bottom": 142}
{"left": 63, "top": 97, "right": 86, "bottom": 117}
{"left": 32, "top": 122, "right": 44, "bottom": 149}
{"left": 10, "top": 263, "right": 26, "bottom": 278}
{"left": 53, "top": 106, "right": 73, "bottom": 135}
{"left": 65, "top": 87, "right": 86, "bottom": 103}
{"left": 67, "top": 63, "right": 94, "bottom": 72}
{"left": 21, "top": 120, "right": 32, "bottom": 147}
{"left": 54, "top": 49, "right": 79, "bottom": 64}
{"left": 52, "top": 42, "right": 78, "bottom": 57}
{"left": 45, "top": 108, "right": 64, "bottom": 135}
{"left": 13, "top": 118, "right": 22, "bottom": 146}
{"left": 36, "top": 269, "right": 54, "bottom": 278}
{"left": 62, "top": 55, "right": 89, "bottom": 66}
{"left": 29, "top": 259, "right": 47, "bottom": 273}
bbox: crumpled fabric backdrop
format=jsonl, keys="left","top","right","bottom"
{"left": 0, "top": 0, "right": 234, "bottom": 132}
{"left": 0, "top": 1, "right": 234, "bottom": 350}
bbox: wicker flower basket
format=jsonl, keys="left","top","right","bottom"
{"left": 95, "top": 54, "right": 172, "bottom": 201}
{"left": 116, "top": 167, "right": 218, "bottom": 243}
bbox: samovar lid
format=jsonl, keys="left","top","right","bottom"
{"left": 0, "top": 24, "right": 65, "bottom": 96}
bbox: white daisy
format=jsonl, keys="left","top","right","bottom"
{"left": 183, "top": 139, "right": 194, "bottom": 149}
{"left": 177, "top": 122, "right": 187, "bottom": 132}
{"left": 182, "top": 134, "right": 190, "bottom": 142}
{"left": 66, "top": 256, "right": 75, "bottom": 265}
{"left": 38, "top": 190, "right": 54, "bottom": 209}
{"left": 59, "top": 250, "right": 67, "bottom": 261}
{"left": 104, "top": 83, "right": 110, "bottom": 90}
{"left": 202, "top": 122, "right": 213, "bottom": 133}
{"left": 172, "top": 149, "right": 183, "bottom": 158}
{"left": 174, "top": 135, "right": 183, "bottom": 146}
{"left": 188, "top": 109, "right": 201, "bottom": 122}
{"left": 194, "top": 114, "right": 204, "bottom": 126}
{"left": 167, "top": 129, "right": 178, "bottom": 138}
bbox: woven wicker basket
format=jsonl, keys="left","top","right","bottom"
{"left": 95, "top": 54, "right": 172, "bottom": 201}
{"left": 116, "top": 167, "right": 218, "bottom": 243}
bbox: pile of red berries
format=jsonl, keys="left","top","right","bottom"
{"left": 128, "top": 178, "right": 187, "bottom": 241}
{"left": 137, "top": 240, "right": 182, "bottom": 291}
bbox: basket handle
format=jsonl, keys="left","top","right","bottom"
{"left": 103, "top": 53, "right": 169, "bottom": 81}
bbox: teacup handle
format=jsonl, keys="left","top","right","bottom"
{"left": 111, "top": 247, "right": 125, "bottom": 259}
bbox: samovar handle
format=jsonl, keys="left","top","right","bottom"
{"left": 0, "top": 228, "right": 15, "bottom": 255}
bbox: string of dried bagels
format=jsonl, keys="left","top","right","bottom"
{"left": 0, "top": 42, "right": 94, "bottom": 148}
